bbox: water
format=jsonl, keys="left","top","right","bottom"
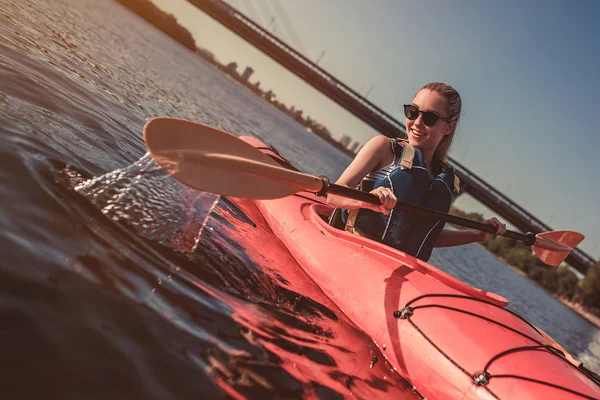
{"left": 1, "top": 0, "right": 598, "bottom": 398}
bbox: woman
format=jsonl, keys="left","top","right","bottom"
{"left": 327, "top": 82, "right": 506, "bottom": 261}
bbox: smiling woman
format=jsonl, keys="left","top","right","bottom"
{"left": 327, "top": 82, "right": 506, "bottom": 261}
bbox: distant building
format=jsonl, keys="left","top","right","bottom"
{"left": 339, "top": 134, "right": 352, "bottom": 148}
{"left": 225, "top": 62, "right": 238, "bottom": 76}
{"left": 263, "top": 90, "right": 274, "bottom": 101}
{"left": 349, "top": 141, "right": 360, "bottom": 153}
{"left": 241, "top": 66, "right": 254, "bottom": 83}
{"left": 313, "top": 124, "right": 331, "bottom": 137}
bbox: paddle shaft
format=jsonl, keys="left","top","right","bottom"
{"left": 326, "top": 183, "right": 535, "bottom": 245}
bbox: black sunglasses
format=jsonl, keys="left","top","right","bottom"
{"left": 403, "top": 104, "right": 451, "bottom": 127}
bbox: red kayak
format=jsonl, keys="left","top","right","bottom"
{"left": 229, "top": 136, "right": 600, "bottom": 400}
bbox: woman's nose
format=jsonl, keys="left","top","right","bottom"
{"left": 413, "top": 112, "right": 425, "bottom": 127}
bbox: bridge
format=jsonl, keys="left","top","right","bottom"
{"left": 187, "top": 0, "right": 596, "bottom": 273}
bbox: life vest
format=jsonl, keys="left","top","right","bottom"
{"left": 343, "top": 139, "right": 460, "bottom": 261}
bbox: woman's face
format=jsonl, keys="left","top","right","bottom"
{"left": 406, "top": 89, "right": 455, "bottom": 155}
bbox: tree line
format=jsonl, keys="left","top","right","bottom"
{"left": 115, "top": 0, "right": 197, "bottom": 51}
{"left": 450, "top": 207, "right": 600, "bottom": 316}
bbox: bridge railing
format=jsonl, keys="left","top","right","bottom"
{"left": 450, "top": 159, "right": 596, "bottom": 267}
{"left": 207, "top": 0, "right": 407, "bottom": 135}
{"left": 449, "top": 158, "right": 550, "bottom": 231}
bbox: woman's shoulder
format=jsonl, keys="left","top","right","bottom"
{"left": 363, "top": 135, "right": 398, "bottom": 154}
{"left": 356, "top": 136, "right": 398, "bottom": 170}
{"left": 365, "top": 135, "right": 393, "bottom": 147}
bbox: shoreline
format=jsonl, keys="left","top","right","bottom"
{"left": 557, "top": 297, "right": 600, "bottom": 330}
{"left": 478, "top": 243, "right": 600, "bottom": 330}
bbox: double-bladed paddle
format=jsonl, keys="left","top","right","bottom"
{"left": 143, "top": 117, "right": 584, "bottom": 267}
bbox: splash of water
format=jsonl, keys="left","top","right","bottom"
{"left": 74, "top": 152, "right": 219, "bottom": 253}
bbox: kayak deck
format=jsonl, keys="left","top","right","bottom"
{"left": 254, "top": 195, "right": 600, "bottom": 399}
{"left": 237, "top": 136, "right": 600, "bottom": 400}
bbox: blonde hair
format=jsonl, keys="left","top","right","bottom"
{"left": 418, "top": 82, "right": 462, "bottom": 162}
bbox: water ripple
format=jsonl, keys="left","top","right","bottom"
{"left": 0, "top": 0, "right": 597, "bottom": 398}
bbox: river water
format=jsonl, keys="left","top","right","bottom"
{"left": 1, "top": 0, "right": 599, "bottom": 398}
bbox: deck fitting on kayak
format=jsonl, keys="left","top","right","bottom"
{"left": 393, "top": 306, "right": 414, "bottom": 319}
{"left": 473, "top": 372, "right": 491, "bottom": 386}
{"left": 370, "top": 356, "right": 378, "bottom": 368}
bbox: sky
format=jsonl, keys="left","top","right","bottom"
{"left": 149, "top": 0, "right": 600, "bottom": 259}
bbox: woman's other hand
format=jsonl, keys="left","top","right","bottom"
{"left": 362, "top": 186, "right": 397, "bottom": 215}
{"left": 479, "top": 217, "right": 506, "bottom": 241}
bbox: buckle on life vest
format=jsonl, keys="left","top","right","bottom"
{"left": 398, "top": 141, "right": 415, "bottom": 170}
{"left": 345, "top": 209, "right": 360, "bottom": 234}
{"left": 454, "top": 175, "right": 461, "bottom": 194}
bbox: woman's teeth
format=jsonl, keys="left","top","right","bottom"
{"left": 411, "top": 129, "right": 425, "bottom": 137}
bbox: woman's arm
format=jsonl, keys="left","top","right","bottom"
{"left": 434, "top": 217, "right": 506, "bottom": 247}
{"left": 327, "top": 135, "right": 395, "bottom": 212}
{"left": 434, "top": 229, "right": 485, "bottom": 247}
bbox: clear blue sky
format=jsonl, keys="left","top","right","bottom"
{"left": 150, "top": 0, "right": 600, "bottom": 259}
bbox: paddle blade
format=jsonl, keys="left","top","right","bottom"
{"left": 532, "top": 230, "right": 585, "bottom": 267}
{"left": 143, "top": 117, "right": 324, "bottom": 199}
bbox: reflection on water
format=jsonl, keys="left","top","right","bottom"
{"left": 0, "top": 0, "right": 598, "bottom": 398}
{"left": 61, "top": 158, "right": 420, "bottom": 398}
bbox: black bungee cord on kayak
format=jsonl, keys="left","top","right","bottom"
{"left": 256, "top": 138, "right": 600, "bottom": 397}
{"left": 393, "top": 294, "right": 600, "bottom": 400}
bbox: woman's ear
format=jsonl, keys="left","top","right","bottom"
{"left": 444, "top": 121, "right": 456, "bottom": 136}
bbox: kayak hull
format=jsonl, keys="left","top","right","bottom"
{"left": 230, "top": 136, "right": 600, "bottom": 399}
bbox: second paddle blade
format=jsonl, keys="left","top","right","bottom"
{"left": 532, "top": 230, "right": 585, "bottom": 267}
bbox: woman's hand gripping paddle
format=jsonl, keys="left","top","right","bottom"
{"left": 144, "top": 117, "right": 584, "bottom": 267}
